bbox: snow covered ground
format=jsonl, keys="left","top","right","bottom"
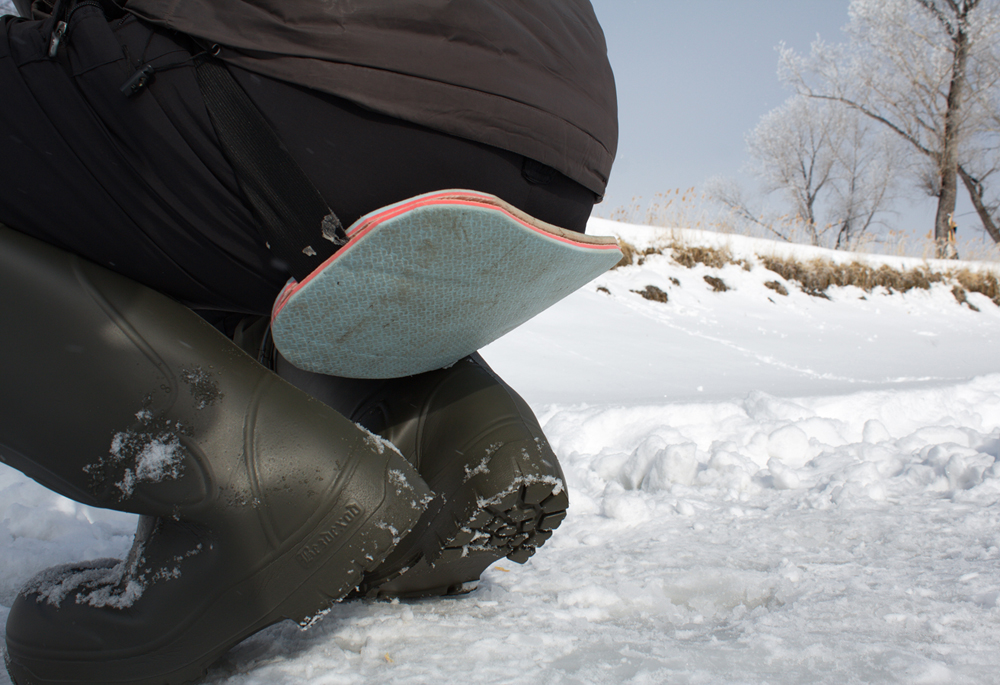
{"left": 3, "top": 219, "right": 1000, "bottom": 684}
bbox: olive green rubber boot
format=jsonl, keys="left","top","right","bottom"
{"left": 276, "top": 352, "right": 569, "bottom": 599}
{"left": 0, "top": 226, "right": 431, "bottom": 684}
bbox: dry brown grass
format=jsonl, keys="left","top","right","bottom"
{"left": 614, "top": 238, "right": 661, "bottom": 269}
{"left": 951, "top": 286, "right": 980, "bottom": 311}
{"left": 672, "top": 243, "right": 749, "bottom": 270}
{"left": 615, "top": 239, "right": 639, "bottom": 268}
{"left": 613, "top": 238, "right": 747, "bottom": 272}
{"left": 764, "top": 280, "right": 789, "bottom": 296}
{"left": 703, "top": 275, "right": 730, "bottom": 292}
{"left": 759, "top": 256, "right": 944, "bottom": 297}
{"left": 631, "top": 285, "right": 669, "bottom": 303}
{"left": 609, "top": 234, "right": 1000, "bottom": 309}
{"left": 757, "top": 257, "right": 1000, "bottom": 306}
{"left": 953, "top": 270, "right": 1000, "bottom": 306}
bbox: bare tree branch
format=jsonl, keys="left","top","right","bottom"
{"left": 916, "top": 0, "right": 959, "bottom": 37}
{"left": 804, "top": 92, "right": 937, "bottom": 159}
{"left": 958, "top": 164, "right": 1000, "bottom": 241}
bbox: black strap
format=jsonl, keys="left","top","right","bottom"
{"left": 194, "top": 58, "right": 346, "bottom": 282}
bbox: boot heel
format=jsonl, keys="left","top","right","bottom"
{"left": 439, "top": 438, "right": 568, "bottom": 568}
{"left": 358, "top": 436, "right": 568, "bottom": 599}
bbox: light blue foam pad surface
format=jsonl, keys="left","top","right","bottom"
{"left": 271, "top": 191, "right": 622, "bottom": 378}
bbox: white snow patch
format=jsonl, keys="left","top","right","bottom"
{"left": 23, "top": 546, "right": 147, "bottom": 611}
{"left": 22, "top": 559, "right": 127, "bottom": 607}
{"left": 110, "top": 432, "right": 184, "bottom": 497}
{"left": 475, "top": 475, "right": 564, "bottom": 510}
{"left": 358, "top": 424, "right": 403, "bottom": 457}
{"left": 462, "top": 446, "right": 498, "bottom": 482}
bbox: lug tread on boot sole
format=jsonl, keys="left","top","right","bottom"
{"left": 355, "top": 441, "right": 568, "bottom": 600}
{"left": 443, "top": 480, "right": 568, "bottom": 568}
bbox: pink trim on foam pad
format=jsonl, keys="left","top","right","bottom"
{"left": 271, "top": 190, "right": 619, "bottom": 321}
{"left": 271, "top": 280, "right": 297, "bottom": 321}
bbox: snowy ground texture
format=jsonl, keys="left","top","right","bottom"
{"left": 3, "top": 219, "right": 1000, "bottom": 684}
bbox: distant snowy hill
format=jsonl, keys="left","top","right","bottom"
{"left": 487, "top": 218, "right": 1000, "bottom": 405}
{"left": 2, "top": 219, "right": 999, "bottom": 684}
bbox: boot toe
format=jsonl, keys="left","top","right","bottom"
{"left": 5, "top": 442, "right": 430, "bottom": 685}
{"left": 4, "top": 522, "right": 226, "bottom": 685}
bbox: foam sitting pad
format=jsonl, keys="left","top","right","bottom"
{"left": 271, "top": 190, "right": 623, "bottom": 379}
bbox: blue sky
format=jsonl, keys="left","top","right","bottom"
{"left": 589, "top": 1, "right": 857, "bottom": 208}
{"left": 590, "top": 0, "right": 851, "bottom": 203}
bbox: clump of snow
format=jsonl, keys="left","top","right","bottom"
{"left": 108, "top": 431, "right": 185, "bottom": 497}
{"left": 15, "top": 530, "right": 204, "bottom": 613}
{"left": 374, "top": 522, "right": 402, "bottom": 546}
{"left": 25, "top": 542, "right": 146, "bottom": 611}
{"left": 297, "top": 604, "right": 333, "bottom": 630}
{"left": 76, "top": 571, "right": 147, "bottom": 610}
{"left": 462, "top": 447, "right": 497, "bottom": 482}
{"left": 22, "top": 559, "right": 127, "bottom": 608}
{"left": 358, "top": 425, "right": 403, "bottom": 457}
{"left": 385, "top": 469, "right": 409, "bottom": 491}
{"left": 384, "top": 468, "right": 433, "bottom": 513}
{"left": 619, "top": 435, "right": 702, "bottom": 489}
{"left": 114, "top": 434, "right": 185, "bottom": 497}
{"left": 542, "top": 377, "right": 1000, "bottom": 512}
{"left": 83, "top": 409, "right": 188, "bottom": 500}
{"left": 766, "top": 424, "right": 814, "bottom": 467}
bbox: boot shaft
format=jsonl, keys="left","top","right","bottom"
{"left": 0, "top": 226, "right": 400, "bottom": 538}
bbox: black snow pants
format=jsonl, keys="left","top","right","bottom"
{"left": 0, "top": 5, "right": 597, "bottom": 317}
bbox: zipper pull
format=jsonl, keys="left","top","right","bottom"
{"left": 121, "top": 64, "right": 156, "bottom": 97}
{"left": 48, "top": 20, "right": 68, "bottom": 58}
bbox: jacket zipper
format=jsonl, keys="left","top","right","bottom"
{"left": 48, "top": 1, "right": 106, "bottom": 58}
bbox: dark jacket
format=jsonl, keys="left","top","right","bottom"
{"left": 17, "top": 0, "right": 618, "bottom": 197}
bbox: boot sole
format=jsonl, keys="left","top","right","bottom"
{"left": 353, "top": 438, "right": 568, "bottom": 599}
{"left": 5, "top": 451, "right": 428, "bottom": 685}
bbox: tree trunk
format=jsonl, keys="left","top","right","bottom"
{"left": 934, "top": 22, "right": 969, "bottom": 258}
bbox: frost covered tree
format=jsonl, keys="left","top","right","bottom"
{"left": 709, "top": 96, "right": 899, "bottom": 248}
{"left": 827, "top": 106, "right": 904, "bottom": 249}
{"left": 780, "top": 0, "right": 1000, "bottom": 256}
{"left": 748, "top": 96, "right": 837, "bottom": 245}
